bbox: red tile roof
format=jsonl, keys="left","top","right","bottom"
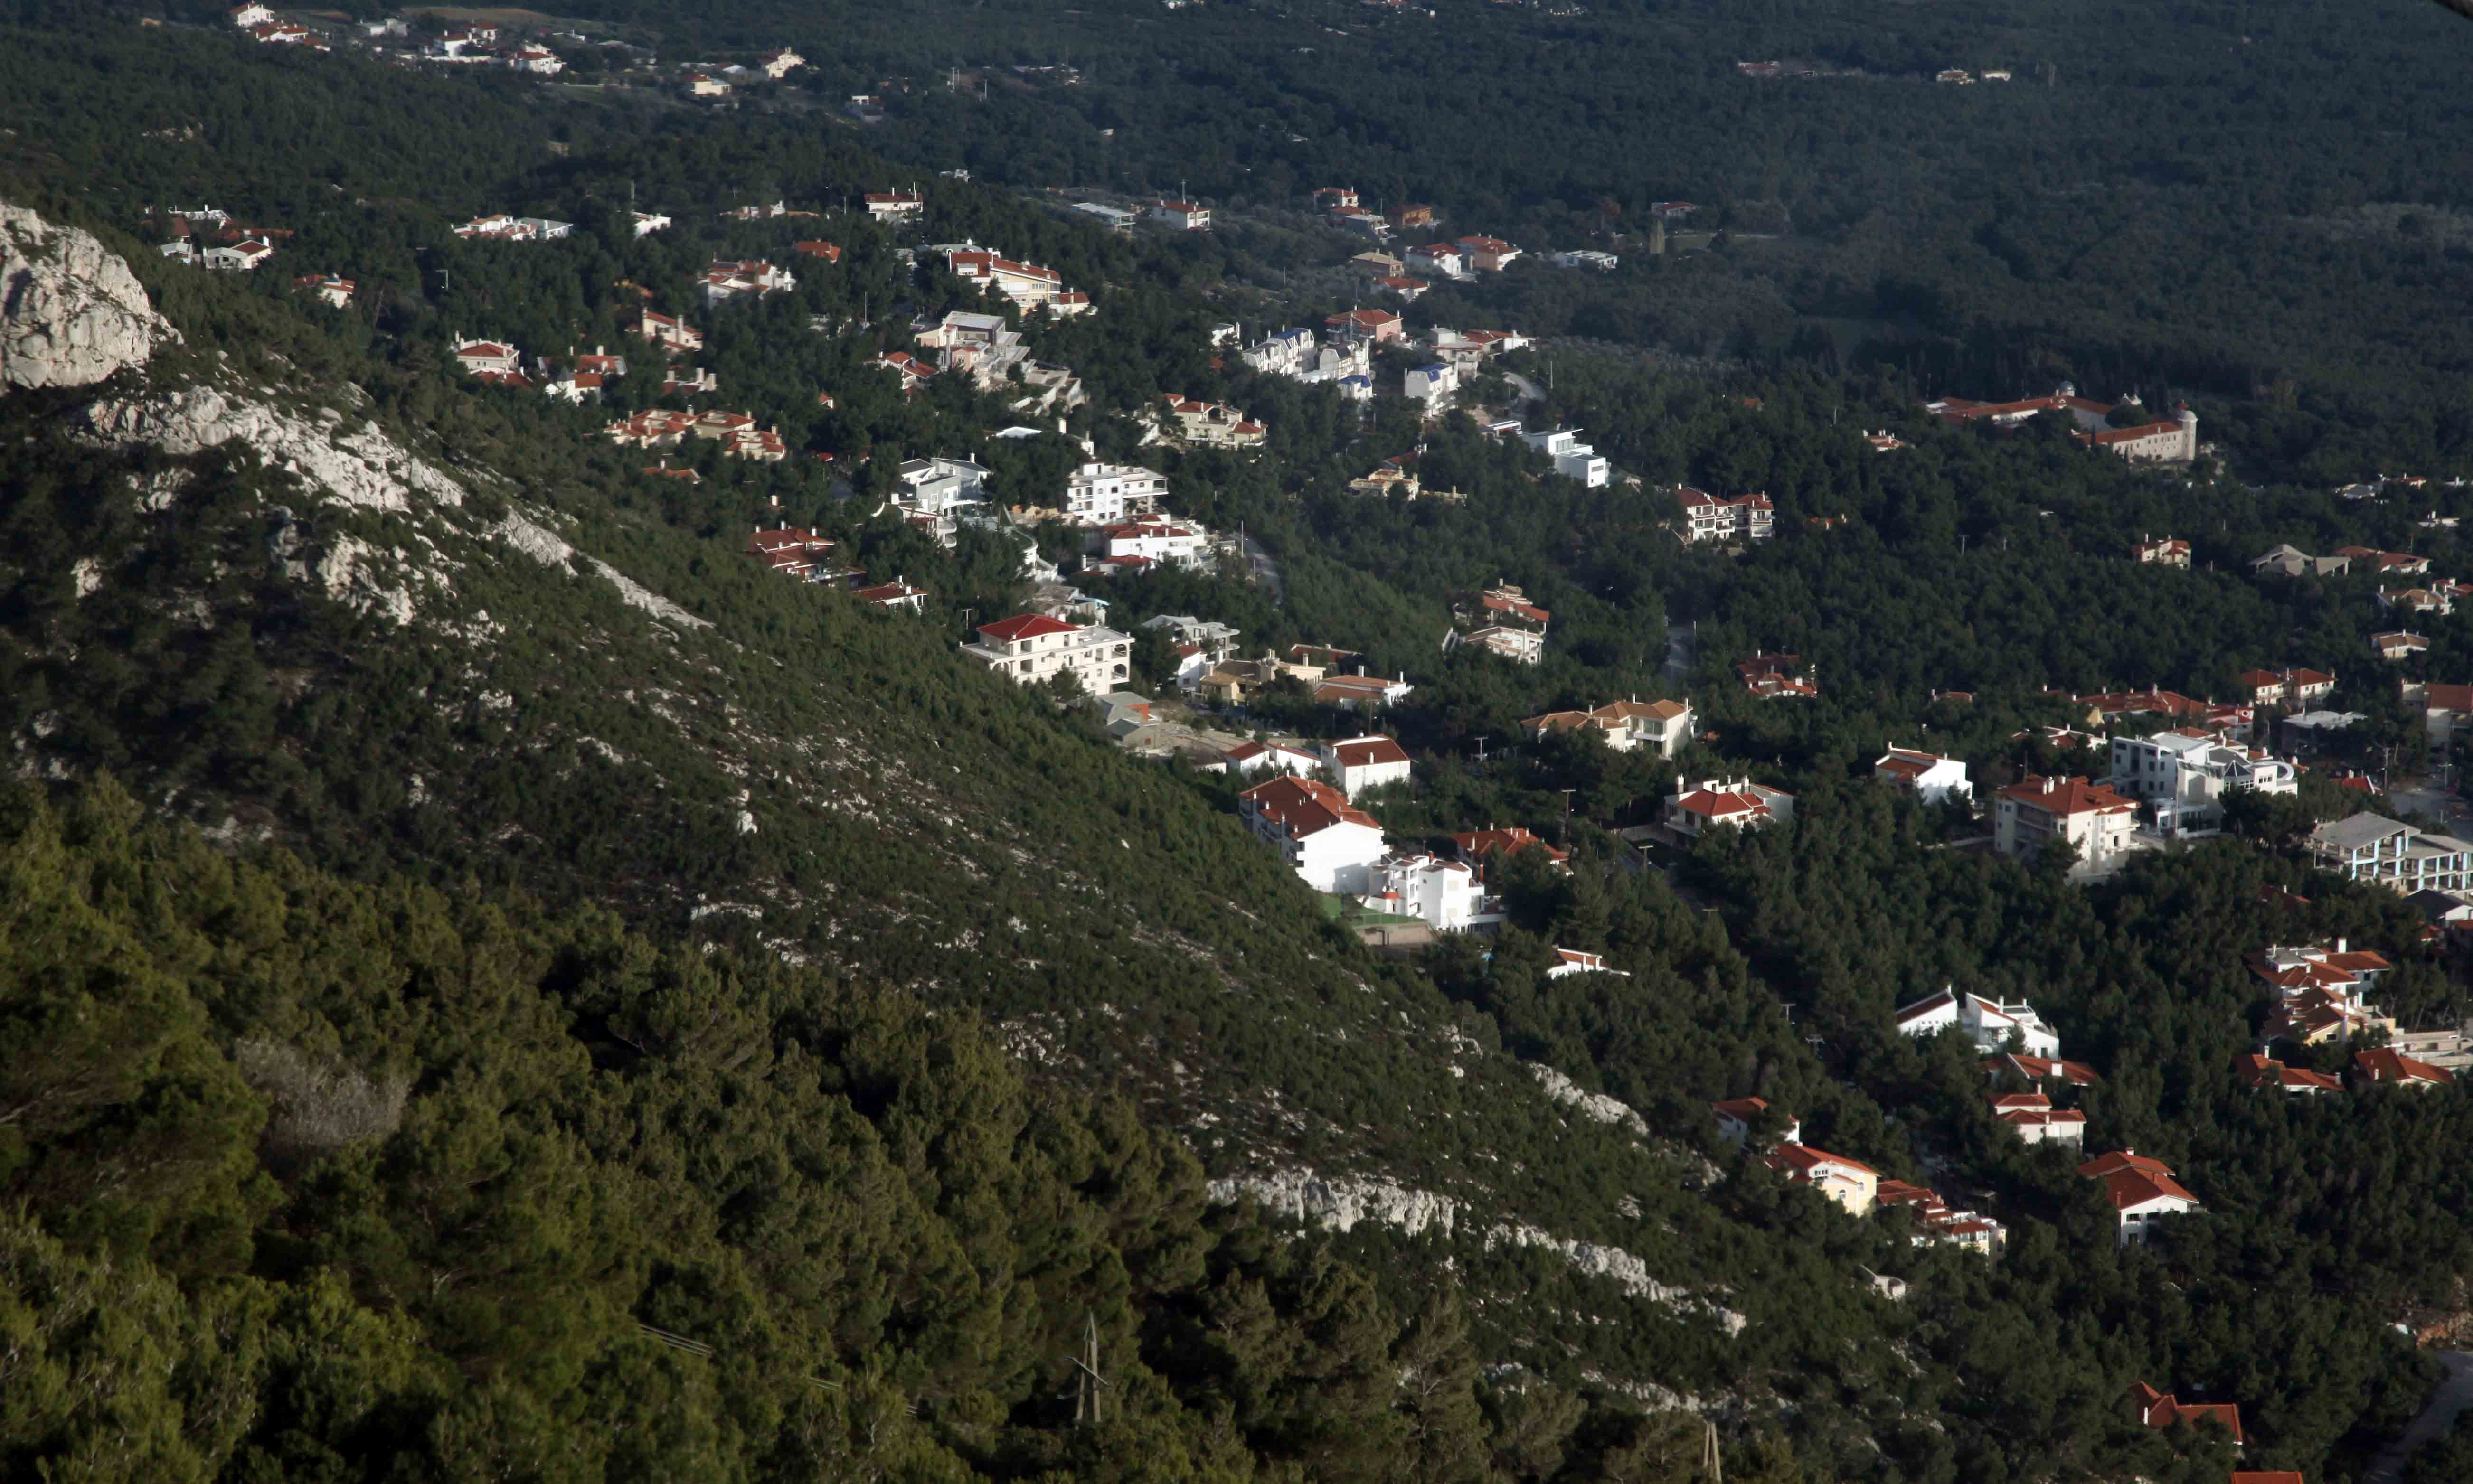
{"left": 1241, "top": 775, "right": 1380, "bottom": 838}
{"left": 1766, "top": 1142, "right": 1877, "bottom": 1178}
{"left": 1331, "top": 737, "right": 1410, "bottom": 769}
{"left": 2355, "top": 1047, "right": 2455, "bottom": 1087}
{"left": 2128, "top": 1382, "right": 2244, "bottom": 1445}
{"left": 1999, "top": 774, "right": 2135, "bottom": 817}
{"left": 977, "top": 613, "right": 1078, "bottom": 642}
{"left": 2077, "top": 1151, "right": 2200, "bottom": 1211}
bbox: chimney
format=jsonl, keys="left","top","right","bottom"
{"left": 2337, "top": 937, "right": 2348, "bottom": 954}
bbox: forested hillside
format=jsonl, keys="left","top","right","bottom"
{"left": 7, "top": 5, "right": 2473, "bottom": 1483}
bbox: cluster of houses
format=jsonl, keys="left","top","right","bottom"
{"left": 1923, "top": 386, "right": 2199, "bottom": 464}
{"left": 155, "top": 206, "right": 282, "bottom": 272}
{"left": 683, "top": 49, "right": 805, "bottom": 98}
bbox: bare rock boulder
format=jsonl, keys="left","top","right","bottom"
{"left": 2, "top": 200, "right": 181, "bottom": 393}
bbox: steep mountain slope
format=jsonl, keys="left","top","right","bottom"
{"left": 0, "top": 197, "right": 1780, "bottom": 1406}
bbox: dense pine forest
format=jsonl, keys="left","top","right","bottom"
{"left": 8, "top": 3, "right": 2473, "bottom": 1483}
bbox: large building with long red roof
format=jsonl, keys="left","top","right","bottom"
{"left": 2077, "top": 1151, "right": 2201, "bottom": 1245}
{"left": 1994, "top": 774, "right": 2136, "bottom": 875}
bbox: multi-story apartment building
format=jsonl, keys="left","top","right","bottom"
{"left": 1062, "top": 462, "right": 1168, "bottom": 526}
{"left": 1994, "top": 774, "right": 2137, "bottom": 875}
{"left": 961, "top": 614, "right": 1133, "bottom": 692}
{"left": 2107, "top": 729, "right": 2298, "bottom": 835}
{"left": 1675, "top": 487, "right": 1776, "bottom": 544}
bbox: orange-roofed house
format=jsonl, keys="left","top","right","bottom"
{"left": 2079, "top": 1151, "right": 2201, "bottom": 1245}
{"left": 1873, "top": 746, "right": 1973, "bottom": 806}
{"left": 1237, "top": 776, "right": 1388, "bottom": 892}
{"left": 1765, "top": 1143, "right": 1879, "bottom": 1216}
{"left": 961, "top": 613, "right": 1133, "bottom": 693}
{"left": 2354, "top": 1047, "right": 2456, "bottom": 1090}
{"left": 1995, "top": 774, "right": 2136, "bottom": 876}
{"left": 1985, "top": 1052, "right": 2102, "bottom": 1088}
{"left": 1451, "top": 826, "right": 1570, "bottom": 877}
{"left": 1712, "top": 1096, "right": 1799, "bottom": 1147}
{"left": 1667, "top": 777, "right": 1795, "bottom": 837}
{"left": 1987, "top": 1091, "right": 2086, "bottom": 1146}
{"left": 1321, "top": 735, "right": 1413, "bottom": 799}
{"left": 2238, "top": 1054, "right": 2343, "bottom": 1094}
{"left": 2127, "top": 1381, "right": 2244, "bottom": 1446}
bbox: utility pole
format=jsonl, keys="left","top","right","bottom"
{"left": 1474, "top": 735, "right": 1489, "bottom": 763}
{"left": 1701, "top": 1419, "right": 1723, "bottom": 1484}
{"left": 1559, "top": 787, "right": 1577, "bottom": 845}
{"left": 1071, "top": 1311, "right": 1107, "bottom": 1425}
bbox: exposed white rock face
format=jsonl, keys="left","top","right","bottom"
{"left": 83, "top": 387, "right": 465, "bottom": 512}
{"left": 1208, "top": 1169, "right": 1460, "bottom": 1238}
{"left": 1484, "top": 1222, "right": 1746, "bottom": 1333}
{"left": 1, "top": 201, "right": 181, "bottom": 392}
{"left": 491, "top": 513, "right": 713, "bottom": 629}
{"left": 1531, "top": 1065, "right": 1649, "bottom": 1135}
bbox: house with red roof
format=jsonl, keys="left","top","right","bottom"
{"left": 864, "top": 189, "right": 925, "bottom": 222}
{"left": 2354, "top": 1046, "right": 2456, "bottom": 1090}
{"left": 1237, "top": 776, "right": 1388, "bottom": 892}
{"left": 1994, "top": 774, "right": 2136, "bottom": 876}
{"left": 2131, "top": 534, "right": 2191, "bottom": 567}
{"left": 2128, "top": 1382, "right": 2243, "bottom": 1447}
{"left": 2237, "top": 1053, "right": 2343, "bottom": 1094}
{"left": 1150, "top": 199, "right": 1211, "bottom": 231}
{"left": 1323, "top": 307, "right": 1405, "bottom": 345}
{"left": 1985, "top": 1052, "right": 2102, "bottom": 1088}
{"left": 1454, "top": 235, "right": 1521, "bottom": 271}
{"left": 1765, "top": 1143, "right": 1879, "bottom": 1215}
{"left": 2078, "top": 1151, "right": 2201, "bottom": 1245}
{"left": 2237, "top": 667, "right": 2338, "bottom": 712}
{"left": 2253, "top": 940, "right": 2396, "bottom": 1044}
{"left": 1897, "top": 989, "right": 2060, "bottom": 1059}
{"left": 1873, "top": 746, "right": 1973, "bottom": 806}
{"left": 1451, "top": 826, "right": 1570, "bottom": 878}
{"left": 1545, "top": 948, "right": 1629, "bottom": 980}
{"left": 871, "top": 350, "right": 936, "bottom": 393}
{"left": 1987, "top": 1091, "right": 2086, "bottom": 1145}
{"left": 1666, "top": 777, "right": 1795, "bottom": 838}
{"left": 1677, "top": 487, "right": 1775, "bottom": 544}
{"left": 1874, "top": 1179, "right": 2008, "bottom": 1253}
{"left": 746, "top": 526, "right": 836, "bottom": 580}
{"left": 451, "top": 338, "right": 521, "bottom": 376}
{"left": 1711, "top": 1097, "right": 1798, "bottom": 1148}
{"left": 1321, "top": 735, "right": 1412, "bottom": 799}
{"left": 961, "top": 613, "right": 1133, "bottom": 693}
{"left": 851, "top": 580, "right": 929, "bottom": 613}
{"left": 633, "top": 310, "right": 703, "bottom": 353}
{"left": 1736, "top": 653, "right": 1816, "bottom": 699}
{"left": 1219, "top": 740, "right": 1322, "bottom": 781}
{"left": 2406, "top": 679, "right": 2473, "bottom": 744}
{"left": 1522, "top": 698, "right": 1692, "bottom": 759}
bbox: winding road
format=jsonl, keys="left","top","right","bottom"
{"left": 2366, "top": 1350, "right": 2473, "bottom": 1484}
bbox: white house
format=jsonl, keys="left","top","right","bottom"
{"left": 630, "top": 211, "right": 673, "bottom": 238}
{"left": 960, "top": 614, "right": 1133, "bottom": 692}
{"left": 203, "top": 239, "right": 275, "bottom": 272}
{"left": 2077, "top": 1150, "right": 2200, "bottom": 1246}
{"left": 1675, "top": 487, "right": 1775, "bottom": 544}
{"left": 2107, "top": 730, "right": 2298, "bottom": 835}
{"left": 451, "top": 338, "right": 522, "bottom": 376}
{"left": 1994, "top": 774, "right": 2137, "bottom": 876}
{"left": 1149, "top": 199, "right": 1211, "bottom": 231}
{"left": 864, "top": 190, "right": 925, "bottom": 223}
{"left": 1520, "top": 428, "right": 1610, "bottom": 487}
{"left": 1062, "top": 462, "right": 1169, "bottom": 526}
{"left": 1405, "top": 362, "right": 1457, "bottom": 407}
{"left": 898, "top": 456, "right": 992, "bottom": 514}
{"left": 687, "top": 73, "right": 732, "bottom": 97}
{"left": 1322, "top": 736, "right": 1413, "bottom": 799}
{"left": 229, "top": 2, "right": 275, "bottom": 25}
{"left": 1219, "top": 741, "right": 1321, "bottom": 780}
{"left": 1362, "top": 852, "right": 1482, "bottom": 931}
{"left": 1894, "top": 988, "right": 2061, "bottom": 1060}
{"left": 1987, "top": 1092, "right": 2086, "bottom": 1146}
{"left": 1550, "top": 249, "right": 1619, "bottom": 271}
{"left": 1712, "top": 1097, "right": 1800, "bottom": 1147}
{"left": 1545, "top": 948, "right": 1629, "bottom": 980}
{"left": 1238, "top": 776, "right": 1388, "bottom": 893}
{"left": 509, "top": 46, "right": 566, "bottom": 75}
{"left": 1873, "top": 747, "right": 1973, "bottom": 807}
{"left": 1667, "top": 778, "right": 1794, "bottom": 837}
{"left": 1406, "top": 243, "right": 1468, "bottom": 279}
{"left": 760, "top": 48, "right": 805, "bottom": 78}
{"left": 851, "top": 580, "right": 930, "bottom": 614}
{"left": 1096, "top": 519, "right": 1209, "bottom": 570}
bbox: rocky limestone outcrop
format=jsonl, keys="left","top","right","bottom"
{"left": 2, "top": 200, "right": 181, "bottom": 392}
{"left": 1208, "top": 1169, "right": 1460, "bottom": 1238}
{"left": 83, "top": 388, "right": 465, "bottom": 513}
{"left": 1531, "top": 1064, "right": 1650, "bottom": 1135}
